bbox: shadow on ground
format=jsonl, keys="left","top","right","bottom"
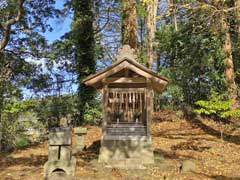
{"left": 194, "top": 172, "right": 240, "bottom": 180}
{"left": 186, "top": 117, "right": 240, "bottom": 145}
{"left": 154, "top": 148, "right": 194, "bottom": 161}
{"left": 77, "top": 140, "right": 101, "bottom": 162}
{"left": 0, "top": 154, "right": 47, "bottom": 169}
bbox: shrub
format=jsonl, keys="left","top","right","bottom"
{"left": 1, "top": 100, "right": 45, "bottom": 150}
{"left": 84, "top": 107, "right": 102, "bottom": 125}
{"left": 194, "top": 91, "right": 240, "bottom": 120}
{"left": 15, "top": 136, "right": 29, "bottom": 149}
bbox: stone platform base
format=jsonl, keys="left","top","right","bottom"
{"left": 44, "top": 157, "right": 76, "bottom": 179}
{"left": 98, "top": 135, "right": 154, "bottom": 168}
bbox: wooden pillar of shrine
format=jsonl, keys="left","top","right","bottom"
{"left": 102, "top": 83, "right": 109, "bottom": 137}
{"left": 146, "top": 79, "right": 153, "bottom": 137}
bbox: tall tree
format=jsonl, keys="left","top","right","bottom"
{"left": 235, "top": 0, "right": 240, "bottom": 34}
{"left": 195, "top": 0, "right": 238, "bottom": 105}
{"left": 146, "top": 0, "right": 159, "bottom": 69}
{"left": 0, "top": 0, "right": 25, "bottom": 121}
{"left": 72, "top": 0, "right": 96, "bottom": 125}
{"left": 156, "top": 0, "right": 239, "bottom": 106}
{"left": 0, "top": 0, "right": 59, "bottom": 118}
{"left": 0, "top": 0, "right": 60, "bottom": 150}
{"left": 121, "top": 0, "right": 138, "bottom": 50}
{"left": 230, "top": 0, "right": 240, "bottom": 90}
{"left": 221, "top": 9, "right": 238, "bottom": 106}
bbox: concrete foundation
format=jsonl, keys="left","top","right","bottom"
{"left": 98, "top": 135, "right": 154, "bottom": 168}
{"left": 44, "top": 157, "right": 76, "bottom": 179}
{"left": 73, "top": 127, "right": 87, "bottom": 154}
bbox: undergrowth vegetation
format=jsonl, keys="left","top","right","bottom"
{"left": 194, "top": 91, "right": 240, "bottom": 121}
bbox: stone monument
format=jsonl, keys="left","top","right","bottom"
{"left": 44, "top": 127, "right": 76, "bottom": 180}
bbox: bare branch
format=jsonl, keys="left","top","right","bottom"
{"left": 94, "top": 7, "right": 111, "bottom": 34}
{"left": 0, "top": 0, "right": 25, "bottom": 53}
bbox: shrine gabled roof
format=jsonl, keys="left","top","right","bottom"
{"left": 83, "top": 57, "right": 169, "bottom": 93}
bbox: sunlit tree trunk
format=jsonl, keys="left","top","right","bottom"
{"left": 146, "top": 0, "right": 158, "bottom": 69}
{"left": 235, "top": 0, "right": 240, "bottom": 34}
{"left": 121, "top": 0, "right": 138, "bottom": 50}
{"left": 221, "top": 15, "right": 238, "bottom": 106}
{"left": 230, "top": 0, "right": 240, "bottom": 91}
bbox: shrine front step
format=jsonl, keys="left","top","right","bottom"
{"left": 105, "top": 158, "right": 147, "bottom": 169}
{"left": 98, "top": 136, "right": 154, "bottom": 168}
{"left": 106, "top": 127, "right": 147, "bottom": 136}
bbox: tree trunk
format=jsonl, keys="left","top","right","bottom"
{"left": 0, "top": 53, "right": 13, "bottom": 151}
{"left": 230, "top": 0, "right": 240, "bottom": 90}
{"left": 146, "top": 0, "right": 158, "bottom": 69}
{"left": 170, "top": 0, "right": 178, "bottom": 31}
{"left": 235, "top": 0, "right": 240, "bottom": 34}
{"left": 72, "top": 0, "right": 96, "bottom": 125}
{"left": 156, "top": 51, "right": 161, "bottom": 73}
{"left": 140, "top": 18, "right": 145, "bottom": 54}
{"left": 221, "top": 16, "right": 238, "bottom": 106}
{"left": 121, "top": 0, "right": 138, "bottom": 50}
{"left": 0, "top": 0, "right": 25, "bottom": 151}
{"left": 0, "top": 53, "right": 13, "bottom": 121}
{"left": 0, "top": 68, "right": 3, "bottom": 151}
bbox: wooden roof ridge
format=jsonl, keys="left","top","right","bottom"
{"left": 83, "top": 57, "right": 169, "bottom": 83}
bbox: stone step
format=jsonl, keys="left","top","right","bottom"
{"left": 107, "top": 133, "right": 147, "bottom": 136}
{"left": 107, "top": 127, "right": 147, "bottom": 130}
{"left": 107, "top": 129, "right": 147, "bottom": 133}
{"left": 105, "top": 158, "right": 150, "bottom": 169}
{"left": 106, "top": 127, "right": 147, "bottom": 136}
{"left": 107, "top": 130, "right": 147, "bottom": 133}
{"left": 107, "top": 131, "right": 146, "bottom": 134}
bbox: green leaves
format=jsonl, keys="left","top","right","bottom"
{"left": 194, "top": 91, "right": 240, "bottom": 119}
{"left": 137, "top": 4, "right": 147, "bottom": 18}
{"left": 195, "top": 100, "right": 232, "bottom": 112}
{"left": 155, "top": 2, "right": 230, "bottom": 106}
{"left": 3, "top": 99, "right": 36, "bottom": 114}
{"left": 84, "top": 107, "right": 102, "bottom": 125}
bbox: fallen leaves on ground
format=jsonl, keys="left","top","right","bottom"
{"left": 0, "top": 112, "right": 240, "bottom": 180}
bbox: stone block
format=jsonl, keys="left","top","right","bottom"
{"left": 73, "top": 135, "right": 85, "bottom": 154}
{"left": 49, "top": 127, "right": 71, "bottom": 145}
{"left": 48, "top": 146, "right": 59, "bottom": 161}
{"left": 44, "top": 156, "right": 76, "bottom": 178}
{"left": 73, "top": 127, "right": 87, "bottom": 135}
{"left": 98, "top": 136, "right": 154, "bottom": 167}
{"left": 48, "top": 171, "right": 75, "bottom": 180}
{"left": 60, "top": 146, "right": 72, "bottom": 161}
{"left": 181, "top": 160, "right": 196, "bottom": 172}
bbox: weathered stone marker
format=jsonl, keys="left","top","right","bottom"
{"left": 73, "top": 127, "right": 87, "bottom": 154}
{"left": 44, "top": 127, "right": 76, "bottom": 180}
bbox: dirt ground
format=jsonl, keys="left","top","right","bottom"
{"left": 0, "top": 112, "right": 240, "bottom": 180}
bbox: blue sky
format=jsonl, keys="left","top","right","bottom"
{"left": 23, "top": 0, "right": 74, "bottom": 99}
{"left": 43, "top": 0, "right": 72, "bottom": 43}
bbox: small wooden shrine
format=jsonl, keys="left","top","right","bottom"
{"left": 83, "top": 45, "right": 168, "bottom": 167}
